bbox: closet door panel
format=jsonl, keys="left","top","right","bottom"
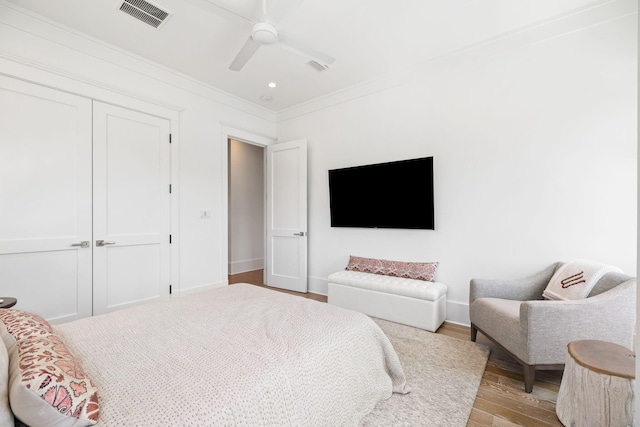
{"left": 92, "top": 102, "right": 171, "bottom": 315}
{"left": 105, "top": 245, "right": 161, "bottom": 307}
{"left": 0, "top": 251, "right": 83, "bottom": 320}
{"left": 0, "top": 76, "right": 92, "bottom": 323}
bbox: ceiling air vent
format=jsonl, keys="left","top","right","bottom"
{"left": 307, "top": 60, "right": 330, "bottom": 72}
{"left": 119, "top": 0, "right": 172, "bottom": 29}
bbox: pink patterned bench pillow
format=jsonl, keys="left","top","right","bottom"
{"left": 345, "top": 256, "right": 439, "bottom": 282}
{"left": 0, "top": 310, "right": 99, "bottom": 427}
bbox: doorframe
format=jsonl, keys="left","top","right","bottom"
{"left": 221, "top": 125, "right": 275, "bottom": 284}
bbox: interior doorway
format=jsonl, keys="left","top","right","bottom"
{"left": 227, "top": 139, "right": 265, "bottom": 278}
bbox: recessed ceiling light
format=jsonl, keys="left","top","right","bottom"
{"left": 268, "top": 82, "right": 277, "bottom": 88}
{"left": 260, "top": 95, "right": 273, "bottom": 102}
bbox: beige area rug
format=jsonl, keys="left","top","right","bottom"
{"left": 361, "top": 319, "right": 490, "bottom": 427}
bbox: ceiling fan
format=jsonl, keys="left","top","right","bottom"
{"left": 194, "top": 0, "right": 335, "bottom": 71}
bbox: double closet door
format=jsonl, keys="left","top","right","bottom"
{"left": 0, "top": 76, "right": 171, "bottom": 323}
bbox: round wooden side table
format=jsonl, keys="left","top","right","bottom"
{"left": 556, "top": 340, "right": 635, "bottom": 427}
{"left": 0, "top": 297, "right": 17, "bottom": 309}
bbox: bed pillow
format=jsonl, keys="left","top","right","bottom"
{"left": 346, "top": 256, "right": 439, "bottom": 282}
{"left": 0, "top": 310, "right": 99, "bottom": 427}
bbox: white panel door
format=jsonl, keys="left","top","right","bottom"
{"left": 0, "top": 76, "right": 92, "bottom": 323}
{"left": 266, "top": 139, "right": 308, "bottom": 292}
{"left": 92, "top": 102, "right": 171, "bottom": 315}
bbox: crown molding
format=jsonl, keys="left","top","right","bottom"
{"left": 0, "top": 0, "right": 634, "bottom": 124}
{"left": 0, "top": 0, "right": 276, "bottom": 123}
{"left": 276, "top": 0, "right": 637, "bottom": 123}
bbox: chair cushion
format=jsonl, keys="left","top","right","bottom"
{"left": 470, "top": 298, "right": 527, "bottom": 362}
{"left": 589, "top": 271, "right": 634, "bottom": 297}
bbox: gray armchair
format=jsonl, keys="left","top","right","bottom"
{"left": 469, "top": 262, "right": 636, "bottom": 393}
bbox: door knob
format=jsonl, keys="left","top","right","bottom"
{"left": 293, "top": 232, "right": 306, "bottom": 237}
{"left": 70, "top": 241, "right": 90, "bottom": 248}
{"left": 96, "top": 240, "right": 116, "bottom": 247}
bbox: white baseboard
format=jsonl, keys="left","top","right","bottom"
{"left": 308, "top": 276, "right": 328, "bottom": 295}
{"left": 228, "top": 258, "right": 264, "bottom": 275}
{"left": 172, "top": 281, "right": 227, "bottom": 297}
{"left": 446, "top": 300, "right": 470, "bottom": 326}
{"left": 170, "top": 276, "right": 471, "bottom": 326}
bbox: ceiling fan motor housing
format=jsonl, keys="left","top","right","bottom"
{"left": 252, "top": 22, "right": 278, "bottom": 44}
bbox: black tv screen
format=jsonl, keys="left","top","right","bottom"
{"left": 328, "top": 157, "right": 434, "bottom": 230}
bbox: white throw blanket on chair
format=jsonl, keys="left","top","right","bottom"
{"left": 542, "top": 260, "right": 622, "bottom": 301}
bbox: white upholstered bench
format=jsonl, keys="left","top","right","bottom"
{"left": 327, "top": 270, "right": 447, "bottom": 332}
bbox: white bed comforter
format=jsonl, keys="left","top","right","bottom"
{"left": 53, "top": 284, "right": 409, "bottom": 426}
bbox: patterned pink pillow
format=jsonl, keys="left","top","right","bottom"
{"left": 0, "top": 310, "right": 99, "bottom": 427}
{"left": 345, "top": 256, "right": 439, "bottom": 281}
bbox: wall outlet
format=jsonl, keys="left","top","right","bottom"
{"left": 200, "top": 210, "right": 211, "bottom": 219}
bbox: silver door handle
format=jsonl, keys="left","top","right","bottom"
{"left": 71, "top": 241, "right": 90, "bottom": 248}
{"left": 96, "top": 240, "right": 116, "bottom": 247}
{"left": 293, "top": 232, "right": 306, "bottom": 237}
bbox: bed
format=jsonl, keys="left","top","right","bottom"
{"left": 0, "top": 283, "right": 409, "bottom": 426}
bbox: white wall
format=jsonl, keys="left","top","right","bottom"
{"left": 1, "top": 2, "right": 636, "bottom": 325}
{"left": 277, "top": 14, "right": 638, "bottom": 324}
{"left": 228, "top": 139, "right": 264, "bottom": 274}
{"left": 0, "top": 2, "right": 276, "bottom": 293}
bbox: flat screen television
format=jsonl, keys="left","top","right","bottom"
{"left": 328, "top": 157, "right": 434, "bottom": 230}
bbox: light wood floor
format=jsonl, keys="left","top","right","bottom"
{"left": 229, "top": 270, "right": 564, "bottom": 426}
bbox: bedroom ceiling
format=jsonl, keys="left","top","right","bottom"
{"left": 5, "top": 0, "right": 603, "bottom": 112}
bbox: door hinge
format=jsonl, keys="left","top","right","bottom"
{"left": 169, "top": 234, "right": 172, "bottom": 244}
{"left": 169, "top": 184, "right": 172, "bottom": 193}
{"left": 169, "top": 134, "right": 172, "bottom": 144}
{"left": 169, "top": 285, "right": 172, "bottom": 294}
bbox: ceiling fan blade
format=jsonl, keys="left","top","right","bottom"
{"left": 278, "top": 33, "right": 335, "bottom": 66}
{"left": 185, "top": 0, "right": 254, "bottom": 28}
{"left": 267, "top": 0, "right": 305, "bottom": 25}
{"left": 229, "top": 37, "right": 262, "bottom": 71}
